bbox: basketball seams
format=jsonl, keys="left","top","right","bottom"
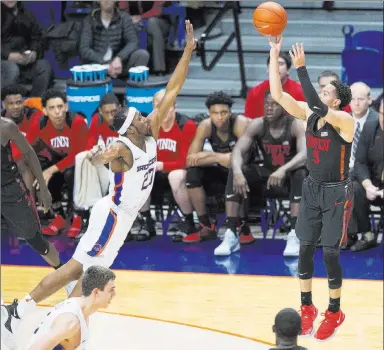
{"left": 253, "top": 8, "right": 285, "bottom": 24}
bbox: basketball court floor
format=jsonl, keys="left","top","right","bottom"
{"left": 1, "top": 232, "right": 383, "bottom": 349}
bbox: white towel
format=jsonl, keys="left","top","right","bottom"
{"left": 74, "top": 151, "right": 110, "bottom": 210}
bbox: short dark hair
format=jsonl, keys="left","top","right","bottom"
{"left": 330, "top": 80, "right": 352, "bottom": 109}
{"left": 1, "top": 84, "right": 27, "bottom": 101}
{"left": 274, "top": 308, "right": 301, "bottom": 338}
{"left": 42, "top": 89, "right": 67, "bottom": 107}
{"left": 82, "top": 266, "right": 116, "bottom": 297}
{"left": 318, "top": 70, "right": 340, "bottom": 82}
{"left": 267, "top": 52, "right": 292, "bottom": 70}
{"left": 205, "top": 91, "right": 234, "bottom": 109}
{"left": 100, "top": 93, "right": 119, "bottom": 108}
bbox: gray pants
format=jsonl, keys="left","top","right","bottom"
{"left": 147, "top": 17, "right": 170, "bottom": 72}
{"left": 122, "top": 48, "right": 150, "bottom": 76}
{"left": 1, "top": 59, "right": 53, "bottom": 97}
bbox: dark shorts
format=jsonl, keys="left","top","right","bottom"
{"left": 186, "top": 166, "right": 228, "bottom": 196}
{"left": 1, "top": 177, "right": 42, "bottom": 239}
{"left": 296, "top": 176, "right": 354, "bottom": 247}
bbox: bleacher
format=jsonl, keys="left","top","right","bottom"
{"left": 21, "top": 1, "right": 383, "bottom": 117}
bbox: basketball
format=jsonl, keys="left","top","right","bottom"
{"left": 253, "top": 2, "right": 288, "bottom": 36}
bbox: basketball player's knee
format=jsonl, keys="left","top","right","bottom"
{"left": 298, "top": 242, "right": 316, "bottom": 279}
{"left": 25, "top": 234, "right": 50, "bottom": 255}
{"left": 168, "top": 169, "right": 187, "bottom": 190}
{"left": 63, "top": 167, "right": 75, "bottom": 188}
{"left": 186, "top": 167, "right": 203, "bottom": 188}
{"left": 323, "top": 246, "right": 342, "bottom": 289}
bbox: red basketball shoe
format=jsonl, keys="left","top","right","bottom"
{"left": 314, "top": 309, "right": 345, "bottom": 341}
{"left": 299, "top": 304, "right": 318, "bottom": 336}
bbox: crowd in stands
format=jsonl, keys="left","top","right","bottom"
{"left": 1, "top": 0, "right": 383, "bottom": 259}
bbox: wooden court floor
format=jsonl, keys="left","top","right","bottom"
{"left": 1, "top": 265, "right": 383, "bottom": 349}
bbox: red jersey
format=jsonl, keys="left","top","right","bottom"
{"left": 13, "top": 113, "right": 88, "bottom": 172}
{"left": 245, "top": 79, "right": 306, "bottom": 119}
{"left": 1, "top": 106, "right": 43, "bottom": 158}
{"left": 86, "top": 113, "right": 118, "bottom": 149}
{"left": 157, "top": 114, "right": 197, "bottom": 172}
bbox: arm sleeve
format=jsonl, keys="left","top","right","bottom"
{"left": 86, "top": 114, "right": 100, "bottom": 149}
{"left": 296, "top": 66, "right": 329, "bottom": 117}
{"left": 28, "top": 11, "right": 44, "bottom": 58}
{"left": 56, "top": 117, "right": 89, "bottom": 171}
{"left": 79, "top": 16, "right": 105, "bottom": 64}
{"left": 116, "top": 14, "right": 139, "bottom": 62}
{"left": 354, "top": 127, "right": 372, "bottom": 183}
{"left": 162, "top": 121, "right": 197, "bottom": 172}
{"left": 12, "top": 119, "right": 40, "bottom": 161}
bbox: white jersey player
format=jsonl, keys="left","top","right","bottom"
{"left": 1, "top": 20, "right": 197, "bottom": 350}
{"left": 25, "top": 266, "right": 115, "bottom": 350}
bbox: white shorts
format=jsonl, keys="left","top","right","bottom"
{"left": 73, "top": 196, "right": 135, "bottom": 271}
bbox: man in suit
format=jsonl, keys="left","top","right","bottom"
{"left": 349, "top": 98, "right": 384, "bottom": 251}
{"left": 349, "top": 82, "right": 378, "bottom": 169}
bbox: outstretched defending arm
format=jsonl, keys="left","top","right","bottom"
{"left": 290, "top": 43, "right": 354, "bottom": 142}
{"left": 149, "top": 20, "right": 196, "bottom": 139}
{"left": 268, "top": 36, "right": 307, "bottom": 120}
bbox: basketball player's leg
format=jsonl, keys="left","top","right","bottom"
{"left": 1, "top": 179, "right": 62, "bottom": 269}
{"left": 295, "top": 177, "right": 322, "bottom": 336}
{"left": 312, "top": 182, "right": 353, "bottom": 341}
{"left": 283, "top": 167, "right": 308, "bottom": 256}
{"left": 184, "top": 167, "right": 217, "bottom": 242}
{"left": 168, "top": 169, "right": 198, "bottom": 241}
{"left": 214, "top": 164, "right": 266, "bottom": 255}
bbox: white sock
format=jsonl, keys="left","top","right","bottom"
{"left": 17, "top": 295, "right": 36, "bottom": 318}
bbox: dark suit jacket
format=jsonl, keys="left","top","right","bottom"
{"left": 365, "top": 108, "right": 379, "bottom": 124}
{"left": 354, "top": 118, "right": 384, "bottom": 188}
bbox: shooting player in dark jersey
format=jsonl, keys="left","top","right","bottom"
{"left": 269, "top": 36, "right": 353, "bottom": 342}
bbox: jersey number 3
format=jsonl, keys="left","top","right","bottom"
{"left": 141, "top": 168, "right": 155, "bottom": 190}
{"left": 313, "top": 149, "right": 320, "bottom": 164}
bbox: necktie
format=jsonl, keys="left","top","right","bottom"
{"left": 352, "top": 121, "right": 361, "bottom": 162}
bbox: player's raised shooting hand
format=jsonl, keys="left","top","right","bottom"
{"left": 289, "top": 43, "right": 306, "bottom": 68}
{"left": 269, "top": 35, "right": 283, "bottom": 58}
{"left": 185, "top": 20, "right": 196, "bottom": 51}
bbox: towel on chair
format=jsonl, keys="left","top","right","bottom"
{"left": 74, "top": 151, "right": 110, "bottom": 210}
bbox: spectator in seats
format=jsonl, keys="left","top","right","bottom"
{"left": 13, "top": 90, "right": 88, "bottom": 238}
{"left": 183, "top": 91, "right": 249, "bottom": 243}
{"left": 350, "top": 98, "right": 383, "bottom": 251}
{"left": 1, "top": 84, "right": 44, "bottom": 192}
{"left": 1, "top": 1, "right": 53, "bottom": 97}
{"left": 120, "top": 1, "right": 171, "bottom": 75}
{"left": 317, "top": 70, "right": 352, "bottom": 113}
{"left": 137, "top": 89, "right": 198, "bottom": 241}
{"left": 214, "top": 91, "right": 307, "bottom": 256}
{"left": 79, "top": 0, "right": 150, "bottom": 79}
{"left": 270, "top": 308, "right": 307, "bottom": 350}
{"left": 86, "top": 93, "right": 120, "bottom": 150}
{"left": 349, "top": 82, "right": 378, "bottom": 169}
{"left": 245, "top": 52, "right": 305, "bottom": 119}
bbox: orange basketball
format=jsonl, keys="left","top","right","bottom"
{"left": 253, "top": 2, "right": 287, "bottom": 37}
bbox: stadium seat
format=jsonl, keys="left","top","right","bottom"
{"left": 341, "top": 25, "right": 384, "bottom": 87}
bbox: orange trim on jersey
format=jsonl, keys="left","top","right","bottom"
{"left": 340, "top": 145, "right": 345, "bottom": 181}
{"left": 96, "top": 209, "right": 118, "bottom": 257}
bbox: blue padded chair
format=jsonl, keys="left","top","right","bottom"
{"left": 341, "top": 25, "right": 384, "bottom": 87}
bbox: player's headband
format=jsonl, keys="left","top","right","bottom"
{"left": 118, "top": 107, "right": 137, "bottom": 135}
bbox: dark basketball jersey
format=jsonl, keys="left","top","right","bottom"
{"left": 257, "top": 116, "right": 296, "bottom": 171}
{"left": 1, "top": 141, "right": 18, "bottom": 187}
{"left": 209, "top": 114, "right": 238, "bottom": 153}
{"left": 306, "top": 113, "right": 352, "bottom": 182}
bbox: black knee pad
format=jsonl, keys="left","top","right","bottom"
{"left": 323, "top": 246, "right": 342, "bottom": 289}
{"left": 25, "top": 234, "right": 50, "bottom": 256}
{"left": 298, "top": 242, "right": 316, "bottom": 280}
{"left": 186, "top": 167, "right": 204, "bottom": 188}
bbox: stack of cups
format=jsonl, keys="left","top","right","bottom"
{"left": 70, "top": 64, "right": 109, "bottom": 82}
{"left": 128, "top": 66, "right": 150, "bottom": 83}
